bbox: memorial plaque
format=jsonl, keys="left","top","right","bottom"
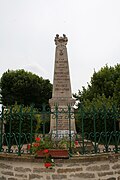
{"left": 49, "top": 34, "right": 76, "bottom": 136}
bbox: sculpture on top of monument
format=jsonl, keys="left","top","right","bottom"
{"left": 49, "top": 34, "right": 76, "bottom": 136}
{"left": 54, "top": 34, "right": 68, "bottom": 45}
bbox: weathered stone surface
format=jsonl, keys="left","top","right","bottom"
{"left": 70, "top": 173, "right": 95, "bottom": 178}
{"left": 109, "top": 155, "right": 118, "bottom": 163}
{"left": 98, "top": 171, "right": 114, "bottom": 177}
{"left": 0, "top": 163, "right": 13, "bottom": 170}
{"left": 0, "top": 176, "right": 6, "bottom": 180}
{"left": 118, "top": 176, "right": 120, "bottom": 180}
{"left": 46, "top": 176, "right": 51, "bottom": 180}
{"left": 57, "top": 167, "right": 83, "bottom": 173}
{"left": 29, "top": 174, "right": 44, "bottom": 180}
{"left": 51, "top": 34, "right": 72, "bottom": 99}
{"left": 86, "top": 164, "right": 110, "bottom": 171}
{"left": 67, "top": 163, "right": 80, "bottom": 167}
{"left": 1, "top": 171, "right": 14, "bottom": 176}
{"left": 14, "top": 166, "right": 31, "bottom": 172}
{"left": 112, "top": 164, "right": 120, "bottom": 169}
{"left": 81, "top": 162, "right": 94, "bottom": 166}
{"left": 115, "top": 170, "right": 120, "bottom": 174}
{"left": 33, "top": 167, "right": 55, "bottom": 173}
{"left": 0, "top": 153, "right": 120, "bottom": 180}
{"left": 49, "top": 34, "right": 76, "bottom": 133}
{"left": 56, "top": 163, "right": 63, "bottom": 167}
{"left": 52, "top": 174, "right": 67, "bottom": 179}
{"left": 15, "top": 173, "right": 27, "bottom": 178}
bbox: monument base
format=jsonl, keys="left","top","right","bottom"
{"left": 50, "top": 130, "right": 76, "bottom": 140}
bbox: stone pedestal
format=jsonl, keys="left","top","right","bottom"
{"left": 49, "top": 34, "right": 76, "bottom": 137}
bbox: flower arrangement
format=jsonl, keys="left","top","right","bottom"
{"left": 27, "top": 137, "right": 78, "bottom": 157}
{"left": 32, "top": 136, "right": 55, "bottom": 153}
{"left": 29, "top": 136, "right": 70, "bottom": 168}
{"left": 32, "top": 136, "right": 70, "bottom": 153}
{"left": 31, "top": 136, "right": 55, "bottom": 169}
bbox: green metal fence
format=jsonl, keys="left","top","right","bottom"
{"left": 0, "top": 104, "right": 120, "bottom": 156}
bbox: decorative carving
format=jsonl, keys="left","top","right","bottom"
{"left": 54, "top": 34, "right": 68, "bottom": 46}
{"left": 59, "top": 49, "right": 64, "bottom": 56}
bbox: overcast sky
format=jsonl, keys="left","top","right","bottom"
{"left": 0, "top": 0, "right": 120, "bottom": 94}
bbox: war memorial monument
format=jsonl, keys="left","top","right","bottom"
{"left": 49, "top": 34, "right": 76, "bottom": 137}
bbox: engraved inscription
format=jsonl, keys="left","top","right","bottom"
{"left": 55, "top": 84, "right": 67, "bottom": 87}
{"left": 49, "top": 35, "right": 76, "bottom": 133}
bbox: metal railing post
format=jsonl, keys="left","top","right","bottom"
{"left": 68, "top": 104, "right": 72, "bottom": 154}
{"left": 29, "top": 105, "right": 34, "bottom": 154}
{"left": 113, "top": 105, "right": 118, "bottom": 153}
{"left": 93, "top": 105, "right": 97, "bottom": 153}
{"left": 8, "top": 106, "right": 12, "bottom": 153}
{"left": 80, "top": 104, "right": 85, "bottom": 154}
{"left": 42, "top": 104, "right": 46, "bottom": 138}
{"left": 18, "top": 105, "right": 23, "bottom": 156}
{"left": 103, "top": 104, "right": 109, "bottom": 152}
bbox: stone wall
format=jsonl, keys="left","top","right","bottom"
{"left": 0, "top": 154, "right": 120, "bottom": 180}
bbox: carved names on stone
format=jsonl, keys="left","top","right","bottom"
{"left": 53, "top": 37, "right": 72, "bottom": 97}
{"left": 49, "top": 34, "right": 76, "bottom": 134}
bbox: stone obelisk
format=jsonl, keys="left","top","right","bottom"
{"left": 49, "top": 34, "right": 76, "bottom": 136}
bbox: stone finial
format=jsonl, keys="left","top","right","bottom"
{"left": 54, "top": 34, "right": 68, "bottom": 45}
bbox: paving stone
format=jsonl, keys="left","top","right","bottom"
{"left": 1, "top": 171, "right": 14, "bottom": 176}
{"left": 86, "top": 164, "right": 110, "bottom": 171}
{"left": 14, "top": 167, "right": 31, "bottom": 172}
{"left": 98, "top": 171, "right": 113, "bottom": 177}
{"left": 0, "top": 163, "right": 13, "bottom": 170}
{"left": 52, "top": 174, "right": 67, "bottom": 180}
{"left": 0, "top": 176, "right": 6, "bottom": 180}
{"left": 29, "top": 174, "right": 43, "bottom": 180}
{"left": 70, "top": 172, "right": 95, "bottom": 178}
{"left": 112, "top": 164, "right": 120, "bottom": 170}
{"left": 57, "top": 167, "right": 83, "bottom": 173}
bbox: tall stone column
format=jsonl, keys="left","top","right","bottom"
{"left": 49, "top": 34, "right": 76, "bottom": 136}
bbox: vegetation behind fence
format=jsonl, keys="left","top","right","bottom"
{"left": 0, "top": 104, "right": 120, "bottom": 156}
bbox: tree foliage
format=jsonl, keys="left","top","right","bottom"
{"left": 75, "top": 95, "right": 119, "bottom": 133}
{"left": 74, "top": 64, "right": 120, "bottom": 133}
{"left": 3, "top": 103, "right": 50, "bottom": 145}
{"left": 74, "top": 64, "right": 120, "bottom": 106}
{"left": 0, "top": 69, "right": 52, "bottom": 108}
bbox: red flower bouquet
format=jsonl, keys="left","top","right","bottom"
{"left": 31, "top": 137, "right": 55, "bottom": 169}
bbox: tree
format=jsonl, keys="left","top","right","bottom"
{"left": 0, "top": 69, "right": 52, "bottom": 108}
{"left": 74, "top": 64, "right": 120, "bottom": 106}
{"left": 75, "top": 94, "right": 118, "bottom": 133}
{"left": 74, "top": 64, "right": 120, "bottom": 134}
